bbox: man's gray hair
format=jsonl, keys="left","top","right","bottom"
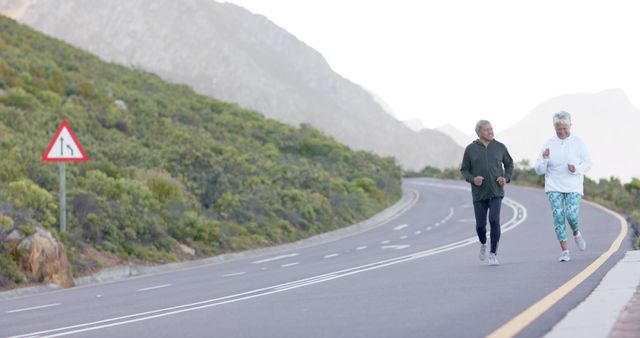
{"left": 475, "top": 120, "right": 491, "bottom": 134}
{"left": 553, "top": 111, "right": 572, "bottom": 126}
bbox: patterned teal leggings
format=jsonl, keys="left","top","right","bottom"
{"left": 546, "top": 192, "right": 581, "bottom": 242}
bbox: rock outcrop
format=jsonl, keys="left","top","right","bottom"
{"left": 4, "top": 226, "right": 74, "bottom": 288}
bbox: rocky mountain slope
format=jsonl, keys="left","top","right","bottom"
{"left": 1, "top": 0, "right": 463, "bottom": 170}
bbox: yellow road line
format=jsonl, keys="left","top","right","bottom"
{"left": 486, "top": 200, "right": 629, "bottom": 338}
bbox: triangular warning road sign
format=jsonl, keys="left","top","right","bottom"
{"left": 41, "top": 119, "right": 89, "bottom": 162}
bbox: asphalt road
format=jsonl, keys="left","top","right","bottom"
{"left": 0, "top": 178, "right": 630, "bottom": 338}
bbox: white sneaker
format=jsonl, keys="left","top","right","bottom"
{"left": 488, "top": 253, "right": 499, "bottom": 266}
{"left": 479, "top": 244, "right": 487, "bottom": 261}
{"left": 559, "top": 250, "right": 571, "bottom": 262}
{"left": 574, "top": 232, "right": 586, "bottom": 251}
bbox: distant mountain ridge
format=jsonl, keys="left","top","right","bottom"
{"left": 0, "top": 0, "right": 463, "bottom": 170}
{"left": 402, "top": 118, "right": 425, "bottom": 132}
{"left": 497, "top": 89, "right": 639, "bottom": 182}
{"left": 435, "top": 124, "right": 475, "bottom": 148}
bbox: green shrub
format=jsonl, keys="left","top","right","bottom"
{"left": 17, "top": 223, "right": 36, "bottom": 237}
{"left": 0, "top": 87, "right": 41, "bottom": 110}
{"left": 7, "top": 179, "right": 57, "bottom": 227}
{"left": 36, "top": 89, "right": 62, "bottom": 107}
{"left": 0, "top": 214, "right": 13, "bottom": 232}
{"left": 0, "top": 252, "right": 25, "bottom": 285}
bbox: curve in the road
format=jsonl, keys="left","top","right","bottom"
{"left": 7, "top": 183, "right": 527, "bottom": 338}
{"left": 3, "top": 180, "right": 628, "bottom": 338}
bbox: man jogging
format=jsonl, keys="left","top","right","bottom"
{"left": 460, "top": 120, "right": 514, "bottom": 266}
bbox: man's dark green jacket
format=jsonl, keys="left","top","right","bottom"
{"left": 460, "top": 139, "right": 514, "bottom": 202}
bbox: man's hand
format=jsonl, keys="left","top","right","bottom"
{"left": 473, "top": 176, "right": 485, "bottom": 186}
{"left": 568, "top": 164, "right": 576, "bottom": 173}
{"left": 543, "top": 148, "right": 550, "bottom": 159}
{"left": 497, "top": 176, "right": 506, "bottom": 186}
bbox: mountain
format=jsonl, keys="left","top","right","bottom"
{"left": 363, "top": 86, "right": 396, "bottom": 117}
{"left": 0, "top": 0, "right": 463, "bottom": 171}
{"left": 402, "top": 118, "right": 425, "bottom": 132}
{"left": 0, "top": 15, "right": 401, "bottom": 288}
{"left": 497, "top": 89, "right": 639, "bottom": 182}
{"left": 435, "top": 124, "right": 475, "bottom": 148}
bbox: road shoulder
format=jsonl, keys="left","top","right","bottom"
{"left": 545, "top": 250, "right": 640, "bottom": 338}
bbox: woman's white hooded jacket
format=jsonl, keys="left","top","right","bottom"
{"left": 534, "top": 134, "right": 592, "bottom": 195}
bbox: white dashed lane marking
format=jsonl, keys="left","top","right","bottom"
{"left": 393, "top": 224, "right": 409, "bottom": 231}
{"left": 381, "top": 245, "right": 410, "bottom": 250}
{"left": 252, "top": 253, "right": 299, "bottom": 264}
{"left": 223, "top": 272, "right": 247, "bottom": 277}
{"left": 281, "top": 262, "right": 300, "bottom": 268}
{"left": 137, "top": 284, "right": 172, "bottom": 292}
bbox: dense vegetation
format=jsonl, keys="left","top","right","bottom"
{"left": 407, "top": 161, "right": 640, "bottom": 248}
{"left": 0, "top": 17, "right": 402, "bottom": 288}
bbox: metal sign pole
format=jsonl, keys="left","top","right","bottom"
{"left": 43, "top": 119, "right": 89, "bottom": 232}
{"left": 60, "top": 162, "right": 66, "bottom": 232}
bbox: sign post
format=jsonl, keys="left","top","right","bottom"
{"left": 41, "top": 119, "right": 89, "bottom": 232}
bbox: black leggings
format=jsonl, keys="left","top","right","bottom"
{"left": 473, "top": 197, "right": 503, "bottom": 254}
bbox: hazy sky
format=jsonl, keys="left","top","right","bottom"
{"left": 224, "top": 0, "right": 639, "bottom": 133}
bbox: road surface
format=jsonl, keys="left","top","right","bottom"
{"left": 0, "top": 178, "right": 629, "bottom": 338}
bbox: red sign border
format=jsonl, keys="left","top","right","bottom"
{"left": 41, "top": 119, "right": 89, "bottom": 162}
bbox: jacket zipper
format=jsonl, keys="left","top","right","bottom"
{"left": 484, "top": 143, "right": 490, "bottom": 178}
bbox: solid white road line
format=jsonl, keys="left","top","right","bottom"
{"left": 356, "top": 246, "right": 367, "bottom": 251}
{"left": 137, "top": 284, "right": 172, "bottom": 292}
{"left": 252, "top": 253, "right": 299, "bottom": 264}
{"left": 7, "top": 303, "right": 61, "bottom": 313}
{"left": 324, "top": 254, "right": 339, "bottom": 259}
